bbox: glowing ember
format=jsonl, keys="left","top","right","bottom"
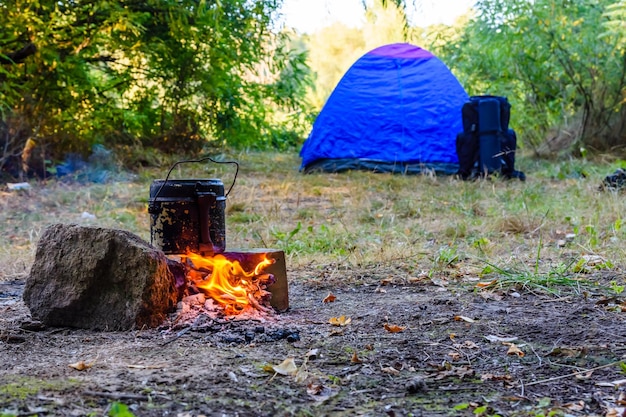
{"left": 182, "top": 252, "right": 275, "bottom": 315}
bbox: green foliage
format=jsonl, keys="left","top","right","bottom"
{"left": 269, "top": 221, "right": 355, "bottom": 257}
{"left": 609, "top": 280, "right": 624, "bottom": 295}
{"left": 481, "top": 256, "right": 586, "bottom": 296}
{"left": 454, "top": 402, "right": 471, "bottom": 411}
{"left": 270, "top": 220, "right": 302, "bottom": 253}
{"left": 0, "top": 0, "right": 313, "bottom": 169}
{"left": 437, "top": 0, "right": 626, "bottom": 157}
{"left": 433, "top": 245, "right": 460, "bottom": 268}
{"left": 108, "top": 402, "right": 135, "bottom": 417}
{"left": 602, "top": 1, "right": 626, "bottom": 47}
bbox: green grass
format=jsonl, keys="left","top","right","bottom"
{"left": 0, "top": 376, "right": 80, "bottom": 403}
{"left": 1, "top": 151, "right": 625, "bottom": 296}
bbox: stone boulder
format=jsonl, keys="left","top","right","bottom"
{"left": 23, "top": 224, "right": 177, "bottom": 330}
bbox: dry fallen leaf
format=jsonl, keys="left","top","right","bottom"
{"left": 430, "top": 277, "right": 448, "bottom": 287}
{"left": 407, "top": 273, "right": 429, "bottom": 283}
{"left": 595, "top": 378, "right": 626, "bottom": 388}
{"left": 294, "top": 367, "right": 309, "bottom": 384}
{"left": 410, "top": 271, "right": 430, "bottom": 282}
{"left": 575, "top": 371, "right": 594, "bottom": 380}
{"left": 307, "top": 382, "right": 337, "bottom": 403}
{"left": 329, "top": 315, "right": 352, "bottom": 326}
{"left": 322, "top": 292, "right": 336, "bottom": 303}
{"left": 479, "top": 291, "right": 504, "bottom": 301}
{"left": 307, "top": 382, "right": 324, "bottom": 395}
{"left": 547, "top": 347, "right": 586, "bottom": 358}
{"left": 384, "top": 323, "right": 406, "bottom": 333}
{"left": 381, "top": 366, "right": 400, "bottom": 376}
{"left": 605, "top": 407, "right": 626, "bottom": 417}
{"left": 480, "top": 373, "right": 512, "bottom": 382}
{"left": 68, "top": 360, "right": 94, "bottom": 371}
{"left": 351, "top": 352, "right": 363, "bottom": 364}
{"left": 505, "top": 343, "right": 525, "bottom": 357}
{"left": 448, "top": 351, "right": 462, "bottom": 361}
{"left": 453, "top": 340, "right": 479, "bottom": 349}
{"left": 305, "top": 348, "right": 319, "bottom": 359}
{"left": 475, "top": 279, "right": 498, "bottom": 288}
{"left": 270, "top": 357, "right": 298, "bottom": 376}
{"left": 454, "top": 315, "right": 475, "bottom": 323}
{"left": 484, "top": 335, "right": 518, "bottom": 343}
{"left": 563, "top": 401, "right": 585, "bottom": 411}
{"left": 430, "top": 364, "right": 475, "bottom": 380}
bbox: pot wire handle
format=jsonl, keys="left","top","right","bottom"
{"left": 152, "top": 156, "right": 240, "bottom": 200}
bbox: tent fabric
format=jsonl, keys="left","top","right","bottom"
{"left": 299, "top": 43, "right": 468, "bottom": 174}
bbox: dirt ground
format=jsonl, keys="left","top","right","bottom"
{"left": 1, "top": 262, "right": 625, "bottom": 417}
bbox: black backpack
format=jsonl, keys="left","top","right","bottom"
{"left": 456, "top": 95, "right": 525, "bottom": 181}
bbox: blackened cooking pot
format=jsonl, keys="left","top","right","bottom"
{"left": 148, "top": 157, "right": 238, "bottom": 255}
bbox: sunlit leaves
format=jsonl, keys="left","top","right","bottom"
{"left": 0, "top": 0, "right": 311, "bottom": 159}
{"left": 603, "top": 1, "right": 626, "bottom": 48}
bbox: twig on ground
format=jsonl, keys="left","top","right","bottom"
{"left": 520, "top": 360, "right": 623, "bottom": 387}
{"left": 83, "top": 390, "right": 149, "bottom": 401}
{"left": 160, "top": 326, "right": 192, "bottom": 346}
{"left": 160, "top": 314, "right": 205, "bottom": 346}
{"left": 528, "top": 344, "right": 543, "bottom": 367}
{"left": 540, "top": 296, "right": 573, "bottom": 303}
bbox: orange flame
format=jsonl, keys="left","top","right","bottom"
{"left": 183, "top": 252, "right": 274, "bottom": 315}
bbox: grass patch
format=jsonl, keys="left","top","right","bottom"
{"left": 0, "top": 376, "right": 80, "bottom": 402}
{"left": 1, "top": 151, "right": 626, "bottom": 296}
{"left": 479, "top": 259, "right": 588, "bottom": 296}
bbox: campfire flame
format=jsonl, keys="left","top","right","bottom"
{"left": 183, "top": 252, "right": 275, "bottom": 315}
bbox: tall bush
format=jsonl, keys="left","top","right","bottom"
{"left": 0, "top": 0, "right": 312, "bottom": 173}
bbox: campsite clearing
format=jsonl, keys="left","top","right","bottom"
{"left": 1, "top": 152, "right": 625, "bottom": 416}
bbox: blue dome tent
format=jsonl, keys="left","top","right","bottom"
{"left": 299, "top": 43, "right": 468, "bottom": 174}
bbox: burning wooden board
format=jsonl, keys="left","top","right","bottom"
{"left": 174, "top": 249, "right": 288, "bottom": 318}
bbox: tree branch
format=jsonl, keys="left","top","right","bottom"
{"left": 0, "top": 42, "right": 37, "bottom": 65}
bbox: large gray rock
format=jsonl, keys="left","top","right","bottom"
{"left": 23, "top": 224, "right": 177, "bottom": 330}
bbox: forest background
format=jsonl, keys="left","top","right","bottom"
{"left": 2, "top": 0, "right": 626, "bottom": 174}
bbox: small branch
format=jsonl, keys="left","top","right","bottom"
{"left": 528, "top": 344, "right": 543, "bottom": 367}
{"left": 520, "top": 360, "right": 623, "bottom": 387}
{"left": 159, "top": 325, "right": 192, "bottom": 346}
{"left": 0, "top": 42, "right": 37, "bottom": 64}
{"left": 83, "top": 390, "right": 149, "bottom": 401}
{"left": 159, "top": 314, "right": 205, "bottom": 346}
